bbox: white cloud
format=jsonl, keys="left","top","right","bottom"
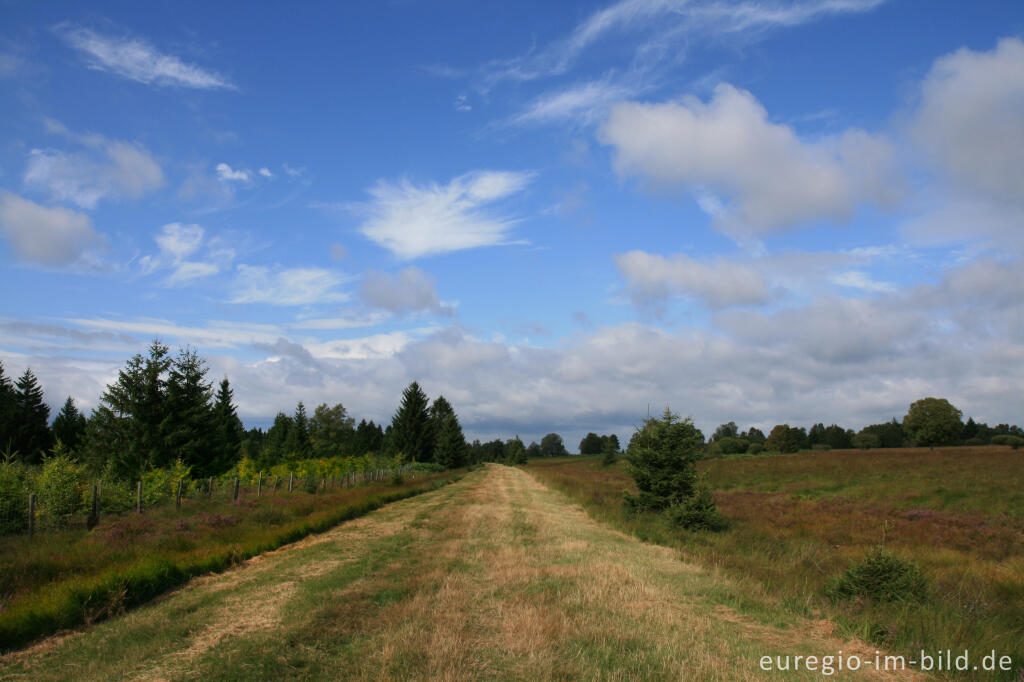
{"left": 258, "top": 167, "right": 274, "bottom": 178}
{"left": 476, "top": 0, "right": 886, "bottom": 91}
{"left": 912, "top": 37, "right": 1024, "bottom": 206}
{"left": 229, "top": 265, "right": 351, "bottom": 306}
{"left": 0, "top": 192, "right": 104, "bottom": 267}
{"left": 615, "top": 250, "right": 771, "bottom": 309}
{"left": 353, "top": 170, "right": 535, "bottom": 259}
{"left": 831, "top": 270, "right": 895, "bottom": 293}
{"left": 599, "top": 84, "right": 903, "bottom": 240}
{"left": 139, "top": 223, "right": 225, "bottom": 286}
{"left": 454, "top": 94, "right": 472, "bottom": 112}
{"left": 23, "top": 127, "right": 164, "bottom": 209}
{"left": 54, "top": 24, "right": 234, "bottom": 90}
{"left": 513, "top": 79, "right": 640, "bottom": 126}
{"left": 359, "top": 266, "right": 454, "bottom": 316}
{"left": 215, "top": 163, "right": 251, "bottom": 183}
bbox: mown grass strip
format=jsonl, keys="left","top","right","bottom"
{"left": 0, "top": 472, "right": 464, "bottom": 652}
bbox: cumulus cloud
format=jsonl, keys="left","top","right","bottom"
{"left": 912, "top": 37, "right": 1024, "bottom": 205}
{"left": 353, "top": 170, "right": 534, "bottom": 259}
{"left": 23, "top": 125, "right": 163, "bottom": 209}
{"left": 258, "top": 167, "right": 274, "bottom": 178}
{"left": 229, "top": 265, "right": 350, "bottom": 306}
{"left": 216, "top": 163, "right": 251, "bottom": 183}
{"left": 54, "top": 24, "right": 234, "bottom": 90}
{"left": 138, "top": 223, "right": 225, "bottom": 286}
{"left": 599, "top": 84, "right": 903, "bottom": 240}
{"left": 0, "top": 192, "right": 104, "bottom": 267}
{"left": 615, "top": 250, "right": 771, "bottom": 309}
{"left": 359, "top": 266, "right": 454, "bottom": 316}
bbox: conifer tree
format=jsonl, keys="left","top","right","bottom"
{"left": 506, "top": 435, "right": 527, "bottom": 465}
{"left": 162, "top": 347, "right": 215, "bottom": 473}
{"left": 211, "top": 377, "right": 244, "bottom": 474}
{"left": 434, "top": 412, "right": 467, "bottom": 469}
{"left": 390, "top": 381, "right": 431, "bottom": 462}
{"left": 261, "top": 411, "right": 293, "bottom": 468}
{"left": 85, "top": 340, "right": 172, "bottom": 478}
{"left": 13, "top": 368, "right": 52, "bottom": 464}
{"left": 286, "top": 401, "right": 312, "bottom": 460}
{"left": 52, "top": 396, "right": 87, "bottom": 452}
{"left": 0, "top": 360, "right": 15, "bottom": 454}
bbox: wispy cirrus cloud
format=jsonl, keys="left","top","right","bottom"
{"left": 350, "top": 170, "right": 535, "bottom": 259}
{"left": 54, "top": 24, "right": 235, "bottom": 90}
{"left": 229, "top": 265, "right": 351, "bottom": 306}
{"left": 139, "top": 223, "right": 230, "bottom": 286}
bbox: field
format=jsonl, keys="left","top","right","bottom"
{"left": 0, "top": 469, "right": 463, "bottom": 652}
{"left": 0, "top": 465, "right": 927, "bottom": 680}
{"left": 526, "top": 446, "right": 1024, "bottom": 680}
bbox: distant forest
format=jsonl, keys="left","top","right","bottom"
{"left": 1, "top": 342, "right": 1021, "bottom": 481}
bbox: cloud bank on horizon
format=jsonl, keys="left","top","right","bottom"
{"left": 0, "top": 0, "right": 1022, "bottom": 445}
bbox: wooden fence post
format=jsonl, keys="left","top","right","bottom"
{"left": 232, "top": 478, "right": 239, "bottom": 502}
{"left": 28, "top": 493, "right": 35, "bottom": 538}
{"left": 208, "top": 476, "right": 214, "bottom": 498}
{"left": 175, "top": 479, "right": 183, "bottom": 510}
{"left": 288, "top": 472, "right": 294, "bottom": 492}
{"left": 136, "top": 480, "right": 142, "bottom": 514}
{"left": 257, "top": 472, "right": 263, "bottom": 497}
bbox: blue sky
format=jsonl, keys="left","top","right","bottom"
{"left": 1, "top": 0, "right": 1022, "bottom": 446}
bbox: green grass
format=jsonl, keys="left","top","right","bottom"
{"left": 525, "top": 447, "right": 1024, "bottom": 681}
{"left": 0, "top": 469, "right": 466, "bottom": 652}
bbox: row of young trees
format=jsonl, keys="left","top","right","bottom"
{"left": 0, "top": 343, "right": 479, "bottom": 481}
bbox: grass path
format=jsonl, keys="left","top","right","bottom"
{"left": 0, "top": 465, "right": 926, "bottom": 680}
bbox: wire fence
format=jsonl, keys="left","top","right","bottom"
{"left": 0, "top": 465, "right": 414, "bottom": 538}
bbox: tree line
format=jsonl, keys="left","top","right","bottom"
{"left": 702, "top": 397, "right": 1023, "bottom": 456}
{"left": 0, "top": 342, "right": 482, "bottom": 481}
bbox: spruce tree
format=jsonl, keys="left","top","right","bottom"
{"left": 0, "top": 360, "right": 15, "bottom": 454}
{"left": 85, "top": 340, "right": 172, "bottom": 478}
{"left": 506, "top": 435, "right": 527, "bottom": 465}
{"left": 285, "top": 401, "right": 312, "bottom": 460}
{"left": 261, "top": 412, "right": 293, "bottom": 468}
{"left": 52, "top": 396, "right": 87, "bottom": 452}
{"left": 434, "top": 412, "right": 467, "bottom": 469}
{"left": 162, "top": 347, "right": 215, "bottom": 473}
{"left": 211, "top": 377, "right": 244, "bottom": 474}
{"left": 390, "top": 381, "right": 431, "bottom": 462}
{"left": 13, "top": 368, "right": 52, "bottom": 464}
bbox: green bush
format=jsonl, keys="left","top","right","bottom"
{"left": 0, "top": 461, "right": 30, "bottom": 534}
{"left": 811, "top": 443, "right": 831, "bottom": 452}
{"left": 37, "top": 452, "right": 86, "bottom": 524}
{"left": 666, "top": 485, "right": 729, "bottom": 532}
{"left": 826, "top": 546, "right": 928, "bottom": 603}
{"left": 991, "top": 435, "right": 1024, "bottom": 449}
{"left": 852, "top": 432, "right": 880, "bottom": 449}
{"left": 747, "top": 443, "right": 764, "bottom": 455}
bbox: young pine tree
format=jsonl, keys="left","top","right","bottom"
{"left": 390, "top": 381, "right": 432, "bottom": 462}
{"left": 161, "top": 347, "right": 216, "bottom": 473}
{"left": 52, "top": 396, "right": 87, "bottom": 452}
{"left": 211, "top": 378, "right": 244, "bottom": 474}
{"left": 13, "top": 368, "right": 52, "bottom": 464}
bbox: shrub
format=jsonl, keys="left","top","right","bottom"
{"left": 811, "top": 443, "right": 831, "bottom": 452}
{"left": 666, "top": 484, "right": 729, "bottom": 532}
{"left": 852, "top": 432, "right": 880, "bottom": 450}
{"left": 826, "top": 546, "right": 928, "bottom": 604}
{"left": 747, "top": 443, "right": 764, "bottom": 455}
{"left": 0, "top": 460, "right": 30, "bottom": 534}
{"left": 37, "top": 451, "right": 86, "bottom": 523}
{"left": 624, "top": 409, "right": 703, "bottom": 512}
{"left": 991, "top": 435, "right": 1024, "bottom": 449}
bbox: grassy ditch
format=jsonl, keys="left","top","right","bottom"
{"left": 0, "top": 469, "right": 465, "bottom": 652}
{"left": 525, "top": 447, "right": 1024, "bottom": 680}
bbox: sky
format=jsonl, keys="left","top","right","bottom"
{"left": 0, "top": 0, "right": 1022, "bottom": 447}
